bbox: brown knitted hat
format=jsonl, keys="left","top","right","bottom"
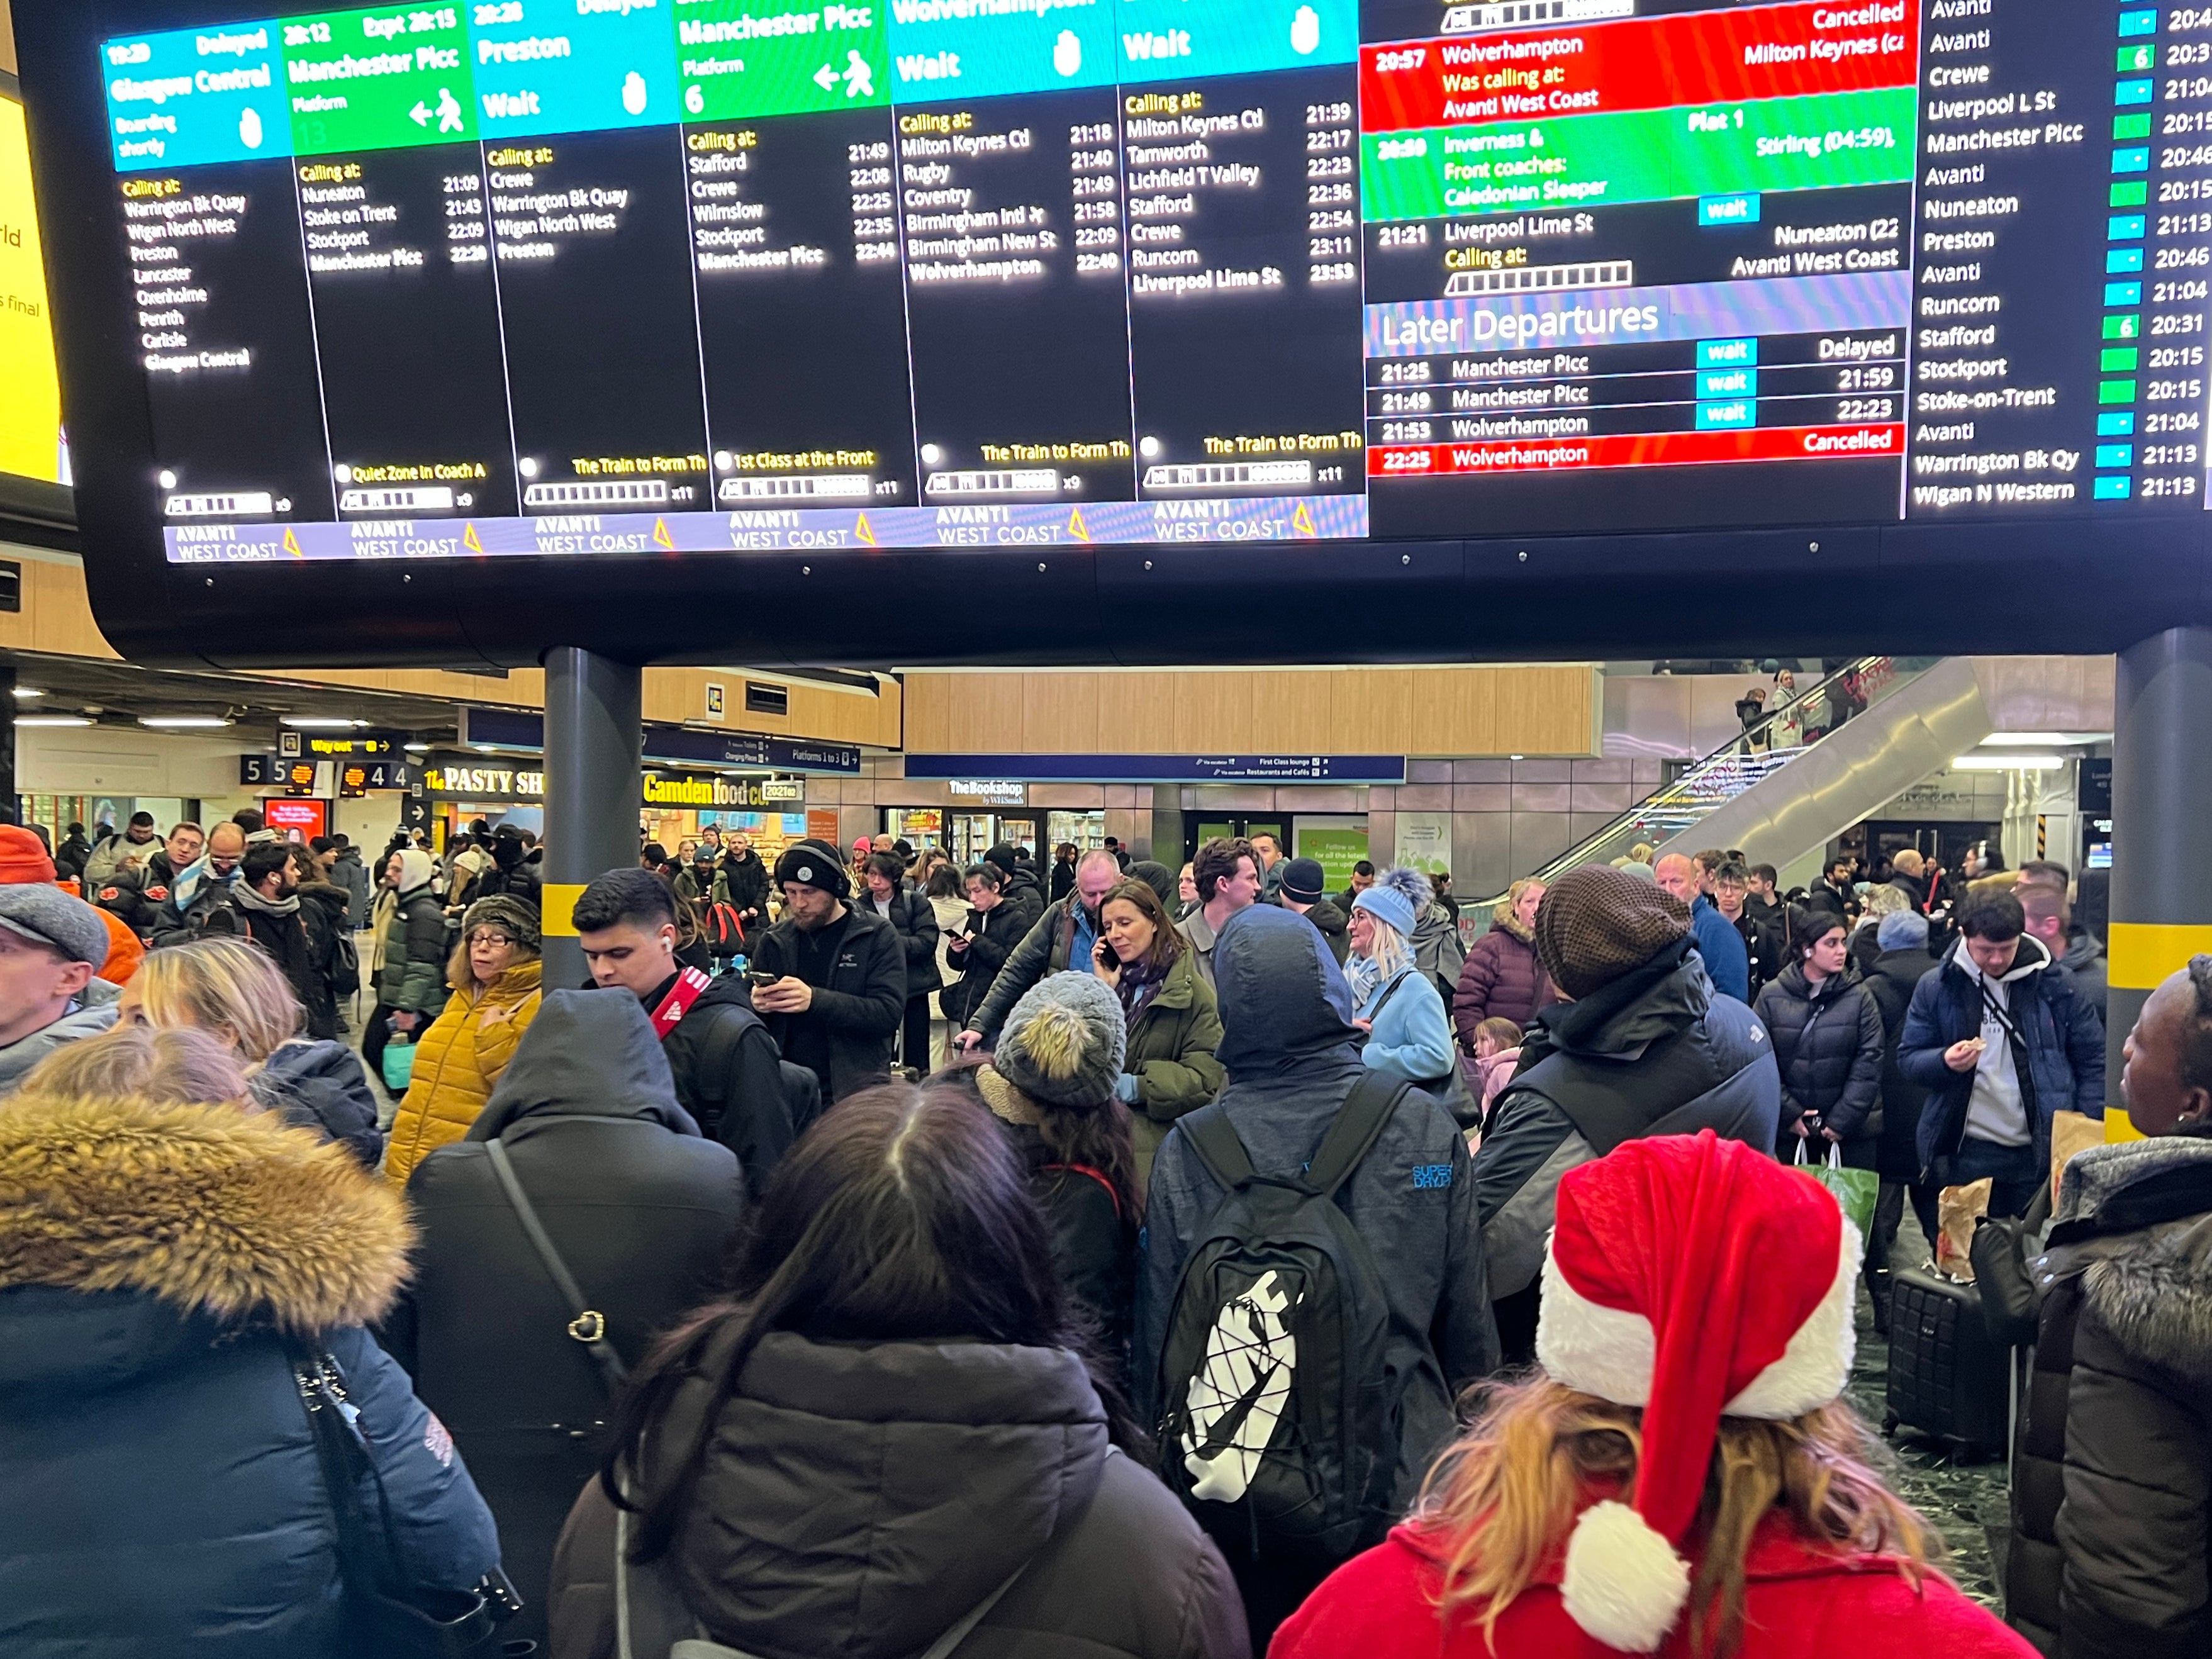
{"left": 1533, "top": 864, "right": 1692, "bottom": 1000}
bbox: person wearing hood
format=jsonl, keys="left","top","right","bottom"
{"left": 1134, "top": 903, "right": 1499, "bottom": 1644}
{"left": 1753, "top": 906, "right": 1886, "bottom": 1180}
{"left": 323, "top": 832, "right": 371, "bottom": 930}
{"left": 574, "top": 867, "right": 805, "bottom": 1198}
{"left": 119, "top": 936, "right": 383, "bottom": 1168}
{"left": 1272, "top": 1132, "right": 2032, "bottom": 1659}
{"left": 1277, "top": 856, "right": 1351, "bottom": 965}
{"left": 956, "top": 847, "right": 1123, "bottom": 1051}
{"left": 987, "top": 839, "right": 1047, "bottom": 936}
{"left": 384, "top": 893, "right": 545, "bottom": 1186}
{"left": 1860, "top": 908, "right": 1943, "bottom": 1331}
{"left": 370, "top": 844, "right": 452, "bottom": 1082}
{"left": 1473, "top": 864, "right": 1780, "bottom": 1362}
{"left": 1453, "top": 878, "right": 1553, "bottom": 1050}
{"left": 548, "top": 1081, "right": 1249, "bottom": 1659}
{"left": 383, "top": 990, "right": 744, "bottom": 1650}
{"left": 1898, "top": 888, "right": 2105, "bottom": 1217}
{"left": 2008, "top": 955, "right": 2212, "bottom": 1657}
{"left": 467, "top": 824, "right": 541, "bottom": 908}
{"left": 953, "top": 971, "right": 1143, "bottom": 1353}
{"left": 0, "top": 1046, "right": 504, "bottom": 1658}
{"left": 1090, "top": 877, "right": 1224, "bottom": 1181}
{"left": 0, "top": 882, "right": 121, "bottom": 1096}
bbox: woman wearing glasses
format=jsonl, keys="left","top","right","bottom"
{"left": 383, "top": 893, "right": 544, "bottom": 1186}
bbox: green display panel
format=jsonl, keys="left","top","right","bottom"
{"left": 281, "top": 3, "right": 478, "bottom": 155}
{"left": 675, "top": 0, "right": 891, "bottom": 120}
{"left": 1360, "top": 87, "right": 1915, "bottom": 221}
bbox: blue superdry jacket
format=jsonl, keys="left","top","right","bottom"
{"left": 1134, "top": 904, "right": 1500, "bottom": 1508}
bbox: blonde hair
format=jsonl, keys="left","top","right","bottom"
{"left": 1492, "top": 877, "right": 1544, "bottom": 927}
{"left": 132, "top": 937, "right": 303, "bottom": 1062}
{"left": 1628, "top": 842, "right": 1656, "bottom": 865}
{"left": 1859, "top": 883, "right": 1909, "bottom": 925}
{"left": 1419, "top": 1377, "right": 1935, "bottom": 1658}
{"left": 18, "top": 1022, "right": 251, "bottom": 1107}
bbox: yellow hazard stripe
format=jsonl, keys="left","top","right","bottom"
{"left": 2108, "top": 922, "right": 2212, "bottom": 990}
{"left": 540, "top": 883, "right": 586, "bottom": 938}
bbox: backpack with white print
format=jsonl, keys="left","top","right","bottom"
{"left": 1152, "top": 1072, "right": 1412, "bottom": 1565}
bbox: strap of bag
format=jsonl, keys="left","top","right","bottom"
{"left": 687, "top": 1004, "right": 751, "bottom": 1122}
{"left": 1304, "top": 1071, "right": 1415, "bottom": 1200}
{"left": 1178, "top": 1101, "right": 1258, "bottom": 1191}
{"left": 1041, "top": 1161, "right": 1122, "bottom": 1222}
{"left": 484, "top": 1137, "right": 629, "bottom": 1396}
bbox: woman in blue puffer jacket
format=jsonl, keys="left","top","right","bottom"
{"left": 0, "top": 1024, "right": 503, "bottom": 1657}
{"left": 1349, "top": 867, "right": 1461, "bottom": 1092}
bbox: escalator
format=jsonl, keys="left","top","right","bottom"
{"left": 1477, "top": 654, "right": 1989, "bottom": 902}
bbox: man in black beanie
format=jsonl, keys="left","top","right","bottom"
{"left": 1472, "top": 863, "right": 1782, "bottom": 1361}
{"left": 749, "top": 841, "right": 906, "bottom": 1102}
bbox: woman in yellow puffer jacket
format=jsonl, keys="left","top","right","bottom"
{"left": 384, "top": 893, "right": 542, "bottom": 1187}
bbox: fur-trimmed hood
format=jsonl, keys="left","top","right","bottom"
{"left": 0, "top": 1092, "right": 412, "bottom": 1332}
{"left": 2084, "top": 1212, "right": 2212, "bottom": 1385}
{"left": 2048, "top": 1129, "right": 2212, "bottom": 1385}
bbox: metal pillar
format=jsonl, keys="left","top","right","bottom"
{"left": 540, "top": 647, "right": 642, "bottom": 991}
{"left": 2107, "top": 627, "right": 2212, "bottom": 1117}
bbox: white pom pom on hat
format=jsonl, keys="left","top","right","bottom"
{"left": 1536, "top": 1129, "right": 1860, "bottom": 1651}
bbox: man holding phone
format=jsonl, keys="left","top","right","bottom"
{"left": 573, "top": 866, "right": 798, "bottom": 1198}
{"left": 1899, "top": 888, "right": 2106, "bottom": 1217}
{"left": 953, "top": 848, "right": 1122, "bottom": 1053}
{"left": 748, "top": 842, "right": 907, "bottom": 1100}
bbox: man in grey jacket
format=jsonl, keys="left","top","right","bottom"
{"left": 1135, "top": 903, "right": 1498, "bottom": 1641}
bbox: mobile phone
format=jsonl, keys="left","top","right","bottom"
{"left": 746, "top": 969, "right": 779, "bottom": 987}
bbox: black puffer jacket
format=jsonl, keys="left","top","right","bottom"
{"left": 2009, "top": 1130, "right": 2212, "bottom": 1658}
{"left": 1751, "top": 962, "right": 1885, "bottom": 1148}
{"left": 547, "top": 1330, "right": 1249, "bottom": 1659}
{"left": 862, "top": 883, "right": 942, "bottom": 998}
{"left": 1862, "top": 944, "right": 1940, "bottom": 1181}
{"left": 941, "top": 899, "right": 1022, "bottom": 1031}
{"left": 382, "top": 990, "right": 746, "bottom": 1646}
{"left": 1473, "top": 936, "right": 1781, "bottom": 1300}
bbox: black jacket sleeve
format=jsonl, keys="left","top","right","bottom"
{"left": 1436, "top": 1128, "right": 1501, "bottom": 1390}
{"left": 722, "top": 1018, "right": 793, "bottom": 1201}
{"left": 1823, "top": 985, "right": 1889, "bottom": 1139}
{"left": 969, "top": 903, "right": 1062, "bottom": 1042}
{"left": 899, "top": 891, "right": 940, "bottom": 990}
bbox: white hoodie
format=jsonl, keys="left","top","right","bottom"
{"left": 1954, "top": 932, "right": 2053, "bottom": 1149}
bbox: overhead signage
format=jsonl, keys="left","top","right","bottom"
{"left": 262, "top": 798, "right": 327, "bottom": 841}
{"left": 245, "top": 752, "right": 410, "bottom": 788}
{"left": 460, "top": 707, "right": 863, "bottom": 775}
{"left": 2078, "top": 757, "right": 2113, "bottom": 815}
{"left": 949, "top": 779, "right": 1027, "bottom": 806}
{"left": 279, "top": 729, "right": 405, "bottom": 757}
{"left": 907, "top": 754, "right": 1407, "bottom": 785}
{"left": 759, "top": 779, "right": 805, "bottom": 802}
{"left": 423, "top": 754, "right": 792, "bottom": 808}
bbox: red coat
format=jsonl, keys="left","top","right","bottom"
{"left": 1271, "top": 1516, "right": 2036, "bottom": 1659}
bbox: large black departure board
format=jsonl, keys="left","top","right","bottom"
{"left": 61, "top": 0, "right": 2212, "bottom": 561}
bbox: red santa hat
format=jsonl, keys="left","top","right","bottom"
{"left": 1536, "top": 1130, "right": 1860, "bottom": 1653}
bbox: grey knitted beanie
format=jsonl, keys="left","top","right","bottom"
{"left": 993, "top": 971, "right": 1127, "bottom": 1110}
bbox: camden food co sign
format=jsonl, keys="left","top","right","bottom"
{"left": 422, "top": 757, "right": 793, "bottom": 809}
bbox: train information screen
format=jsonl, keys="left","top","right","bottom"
{"left": 94, "top": 0, "right": 2212, "bottom": 558}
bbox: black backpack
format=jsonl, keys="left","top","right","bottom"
{"left": 1153, "top": 1072, "right": 1412, "bottom": 1566}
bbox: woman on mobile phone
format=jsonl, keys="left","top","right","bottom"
{"left": 1088, "top": 879, "right": 1223, "bottom": 1184}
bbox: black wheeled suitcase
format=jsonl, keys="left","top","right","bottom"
{"left": 1884, "top": 1266, "right": 2010, "bottom": 1457}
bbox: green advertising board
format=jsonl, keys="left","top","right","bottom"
{"left": 1295, "top": 824, "right": 1368, "bottom": 891}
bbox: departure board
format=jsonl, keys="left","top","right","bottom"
{"left": 90, "top": 0, "right": 2212, "bottom": 560}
